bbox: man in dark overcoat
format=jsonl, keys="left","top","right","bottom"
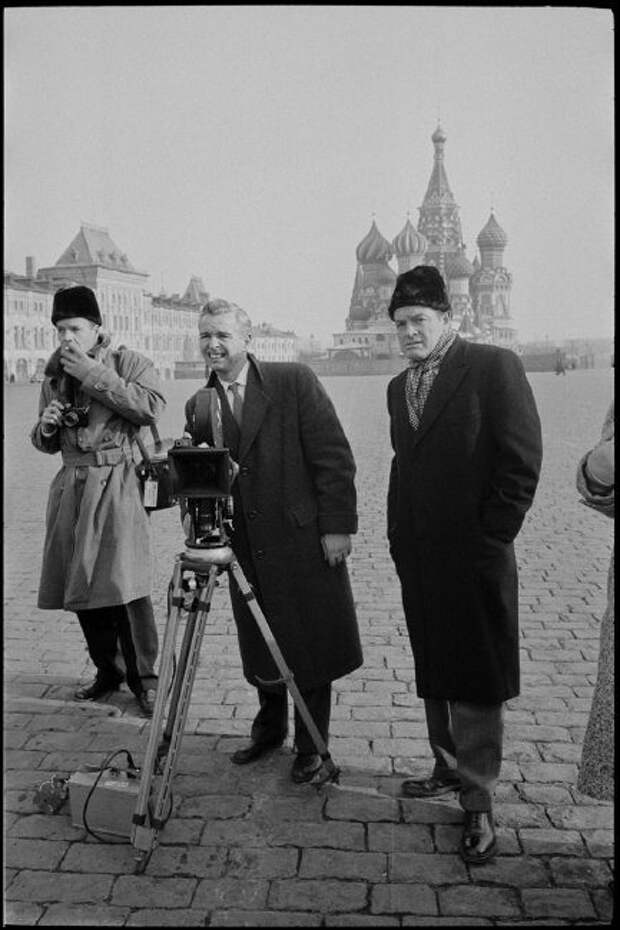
{"left": 386, "top": 266, "right": 542, "bottom": 863}
{"left": 183, "top": 298, "right": 363, "bottom": 783}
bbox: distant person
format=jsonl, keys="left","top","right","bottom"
{"left": 575, "top": 400, "right": 614, "bottom": 800}
{"left": 385, "top": 266, "right": 542, "bottom": 864}
{"left": 555, "top": 354, "right": 566, "bottom": 375}
{"left": 31, "top": 285, "right": 166, "bottom": 716}
{"left": 183, "top": 298, "right": 363, "bottom": 783}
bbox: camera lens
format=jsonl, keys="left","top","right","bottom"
{"left": 62, "top": 409, "right": 79, "bottom": 428}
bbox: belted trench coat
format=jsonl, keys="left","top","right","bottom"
{"left": 184, "top": 355, "right": 363, "bottom": 691}
{"left": 387, "top": 337, "right": 542, "bottom": 703}
{"left": 32, "top": 337, "right": 166, "bottom": 612}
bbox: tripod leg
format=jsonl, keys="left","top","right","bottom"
{"left": 132, "top": 557, "right": 185, "bottom": 867}
{"left": 132, "top": 562, "right": 220, "bottom": 871}
{"left": 228, "top": 560, "right": 339, "bottom": 785}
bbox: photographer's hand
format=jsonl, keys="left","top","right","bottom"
{"left": 59, "top": 342, "right": 97, "bottom": 381}
{"left": 40, "top": 399, "right": 65, "bottom": 435}
{"left": 321, "top": 534, "right": 351, "bottom": 567}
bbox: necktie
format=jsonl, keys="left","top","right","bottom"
{"left": 228, "top": 381, "right": 243, "bottom": 427}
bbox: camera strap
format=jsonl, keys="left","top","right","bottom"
{"left": 134, "top": 425, "right": 164, "bottom": 464}
{"left": 193, "top": 388, "right": 224, "bottom": 448}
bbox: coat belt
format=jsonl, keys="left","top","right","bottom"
{"left": 61, "top": 448, "right": 132, "bottom": 467}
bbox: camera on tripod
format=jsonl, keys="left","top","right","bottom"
{"left": 168, "top": 438, "right": 234, "bottom": 551}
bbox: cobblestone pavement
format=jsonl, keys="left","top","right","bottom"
{"left": 4, "top": 370, "right": 614, "bottom": 925}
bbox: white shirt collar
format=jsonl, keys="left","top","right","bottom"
{"left": 218, "top": 360, "right": 249, "bottom": 389}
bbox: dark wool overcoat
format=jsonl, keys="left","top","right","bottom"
{"left": 184, "top": 355, "right": 363, "bottom": 690}
{"left": 387, "top": 337, "right": 542, "bottom": 703}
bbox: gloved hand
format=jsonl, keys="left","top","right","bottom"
{"left": 586, "top": 438, "right": 614, "bottom": 489}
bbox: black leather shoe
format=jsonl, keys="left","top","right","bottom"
{"left": 231, "top": 738, "right": 284, "bottom": 765}
{"left": 401, "top": 775, "right": 461, "bottom": 798}
{"left": 74, "top": 677, "right": 122, "bottom": 702}
{"left": 136, "top": 689, "right": 156, "bottom": 717}
{"left": 459, "top": 811, "right": 497, "bottom": 864}
{"left": 291, "top": 753, "right": 323, "bottom": 784}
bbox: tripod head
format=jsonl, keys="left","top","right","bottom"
{"left": 168, "top": 441, "right": 234, "bottom": 559}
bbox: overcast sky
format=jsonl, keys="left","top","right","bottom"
{"left": 4, "top": 6, "right": 614, "bottom": 344}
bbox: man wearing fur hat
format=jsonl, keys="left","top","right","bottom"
{"left": 31, "top": 285, "right": 166, "bottom": 717}
{"left": 386, "top": 265, "right": 542, "bottom": 864}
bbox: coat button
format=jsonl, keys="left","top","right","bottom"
{"left": 248, "top": 509, "right": 258, "bottom": 520}
{"left": 255, "top": 549, "right": 265, "bottom": 559}
{"left": 240, "top": 466, "right": 250, "bottom": 476}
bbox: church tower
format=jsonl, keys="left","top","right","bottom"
{"left": 417, "top": 125, "right": 465, "bottom": 278}
{"left": 347, "top": 219, "right": 396, "bottom": 330}
{"left": 470, "top": 211, "right": 516, "bottom": 347}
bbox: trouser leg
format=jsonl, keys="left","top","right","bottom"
{"left": 123, "top": 596, "right": 159, "bottom": 691}
{"left": 423, "top": 698, "right": 458, "bottom": 780}
{"left": 450, "top": 700, "right": 504, "bottom": 812}
{"left": 294, "top": 683, "right": 332, "bottom": 755}
{"left": 76, "top": 607, "right": 124, "bottom": 684}
{"left": 250, "top": 686, "right": 288, "bottom": 745}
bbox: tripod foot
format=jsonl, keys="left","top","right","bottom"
{"left": 133, "top": 849, "right": 152, "bottom": 874}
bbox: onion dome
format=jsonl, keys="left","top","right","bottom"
{"left": 446, "top": 249, "right": 474, "bottom": 279}
{"left": 356, "top": 220, "right": 394, "bottom": 264}
{"left": 392, "top": 218, "right": 427, "bottom": 258}
{"left": 477, "top": 212, "right": 508, "bottom": 249}
{"left": 432, "top": 124, "right": 447, "bottom": 144}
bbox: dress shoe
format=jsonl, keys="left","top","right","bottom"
{"left": 459, "top": 810, "right": 497, "bottom": 864}
{"left": 136, "top": 689, "right": 156, "bottom": 717}
{"left": 291, "top": 753, "right": 323, "bottom": 784}
{"left": 231, "top": 738, "right": 284, "bottom": 765}
{"left": 74, "top": 676, "right": 122, "bottom": 702}
{"left": 401, "top": 774, "right": 461, "bottom": 799}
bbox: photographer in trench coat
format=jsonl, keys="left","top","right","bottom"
{"left": 183, "top": 298, "right": 363, "bottom": 783}
{"left": 386, "top": 266, "right": 542, "bottom": 864}
{"left": 32, "top": 285, "right": 166, "bottom": 716}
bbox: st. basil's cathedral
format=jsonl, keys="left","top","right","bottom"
{"left": 330, "top": 125, "right": 517, "bottom": 363}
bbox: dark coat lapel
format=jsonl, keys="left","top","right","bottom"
{"left": 410, "top": 337, "right": 469, "bottom": 451}
{"left": 237, "top": 355, "right": 271, "bottom": 463}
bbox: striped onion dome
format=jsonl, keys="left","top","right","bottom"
{"left": 356, "top": 220, "right": 394, "bottom": 264}
{"left": 477, "top": 212, "right": 508, "bottom": 249}
{"left": 392, "top": 218, "right": 427, "bottom": 258}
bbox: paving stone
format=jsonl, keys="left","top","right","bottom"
{"left": 324, "top": 790, "right": 399, "bottom": 822}
{"left": 546, "top": 804, "right": 614, "bottom": 830}
{"left": 191, "top": 877, "right": 269, "bottom": 909}
{"left": 37, "top": 904, "right": 131, "bottom": 925}
{"left": 439, "top": 886, "right": 520, "bottom": 917}
{"left": 266, "top": 821, "right": 366, "bottom": 850}
{"left": 224, "top": 846, "right": 299, "bottom": 879}
{"left": 519, "top": 828, "right": 585, "bottom": 856}
{"left": 401, "top": 799, "right": 463, "bottom": 824}
{"left": 252, "top": 794, "right": 325, "bottom": 822}
{"left": 210, "top": 911, "right": 321, "bottom": 926}
{"left": 388, "top": 852, "right": 467, "bottom": 884}
{"left": 494, "top": 803, "right": 549, "bottom": 829}
{"left": 157, "top": 819, "right": 204, "bottom": 845}
{"left": 549, "top": 856, "right": 612, "bottom": 886}
{"left": 111, "top": 875, "right": 196, "bottom": 907}
{"left": 368, "top": 822, "right": 433, "bottom": 853}
{"left": 6, "top": 869, "right": 113, "bottom": 903}
{"left": 176, "top": 794, "right": 251, "bottom": 819}
{"left": 126, "top": 909, "right": 209, "bottom": 926}
{"left": 3, "top": 901, "right": 45, "bottom": 924}
{"left": 520, "top": 887, "right": 596, "bottom": 919}
{"left": 462, "top": 855, "right": 550, "bottom": 886}
{"left": 582, "top": 829, "right": 614, "bottom": 858}
{"left": 268, "top": 879, "right": 367, "bottom": 912}
{"left": 590, "top": 886, "right": 614, "bottom": 922}
{"left": 371, "top": 883, "right": 437, "bottom": 915}
{"left": 300, "top": 849, "right": 387, "bottom": 881}
{"left": 517, "top": 784, "right": 574, "bottom": 805}
{"left": 5, "top": 837, "right": 69, "bottom": 870}
{"left": 326, "top": 917, "right": 399, "bottom": 927}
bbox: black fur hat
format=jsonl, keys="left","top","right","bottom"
{"left": 387, "top": 265, "right": 450, "bottom": 319}
{"left": 51, "top": 286, "right": 102, "bottom": 326}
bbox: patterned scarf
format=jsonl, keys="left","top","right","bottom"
{"left": 405, "top": 327, "right": 456, "bottom": 430}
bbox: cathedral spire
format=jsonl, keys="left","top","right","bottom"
{"left": 417, "top": 124, "right": 464, "bottom": 277}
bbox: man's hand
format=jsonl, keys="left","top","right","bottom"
{"left": 59, "top": 342, "right": 97, "bottom": 381}
{"left": 321, "top": 533, "right": 351, "bottom": 567}
{"left": 40, "top": 399, "right": 65, "bottom": 435}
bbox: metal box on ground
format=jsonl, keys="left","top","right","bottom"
{"left": 68, "top": 768, "right": 140, "bottom": 837}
